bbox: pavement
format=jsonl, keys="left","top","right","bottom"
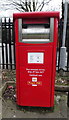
{"left": 0, "top": 70, "right": 2, "bottom": 120}
{"left": 1, "top": 70, "right": 69, "bottom": 119}
{"left": 2, "top": 92, "right": 68, "bottom": 119}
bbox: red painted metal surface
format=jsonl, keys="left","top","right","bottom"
{"left": 14, "top": 12, "right": 59, "bottom": 107}
{"left": 13, "top": 12, "right": 59, "bottom": 19}
{"left": 19, "top": 46, "right": 53, "bottom": 107}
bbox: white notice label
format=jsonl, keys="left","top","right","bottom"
{"left": 28, "top": 52, "right": 44, "bottom": 63}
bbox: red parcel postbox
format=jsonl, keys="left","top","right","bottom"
{"left": 13, "top": 12, "right": 59, "bottom": 107}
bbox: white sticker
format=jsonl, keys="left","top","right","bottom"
{"left": 32, "top": 84, "right": 37, "bottom": 86}
{"left": 32, "top": 77, "right": 37, "bottom": 82}
{"left": 28, "top": 52, "right": 44, "bottom": 63}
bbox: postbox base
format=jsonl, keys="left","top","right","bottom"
{"left": 17, "top": 103, "right": 54, "bottom": 112}
{"left": 17, "top": 101, "right": 54, "bottom": 108}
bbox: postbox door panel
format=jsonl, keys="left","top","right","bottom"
{"left": 18, "top": 45, "right": 53, "bottom": 107}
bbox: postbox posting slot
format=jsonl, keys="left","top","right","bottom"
{"left": 18, "top": 18, "right": 54, "bottom": 43}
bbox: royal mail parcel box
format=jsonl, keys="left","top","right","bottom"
{"left": 13, "top": 12, "right": 59, "bottom": 107}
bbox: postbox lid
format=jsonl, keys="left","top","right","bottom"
{"left": 13, "top": 12, "right": 60, "bottom": 20}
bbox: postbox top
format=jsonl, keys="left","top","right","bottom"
{"left": 13, "top": 12, "right": 60, "bottom": 20}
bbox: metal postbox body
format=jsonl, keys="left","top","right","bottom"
{"left": 13, "top": 12, "right": 59, "bottom": 107}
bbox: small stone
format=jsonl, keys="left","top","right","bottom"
{"left": 57, "top": 96, "right": 60, "bottom": 99}
{"left": 14, "top": 94, "right": 16, "bottom": 98}
{"left": 13, "top": 115, "right": 16, "bottom": 118}
{"left": 61, "top": 80, "right": 64, "bottom": 83}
